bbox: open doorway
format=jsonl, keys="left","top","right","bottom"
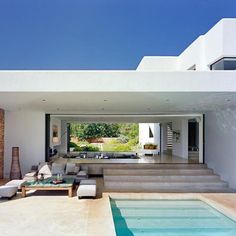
{"left": 188, "top": 119, "right": 199, "bottom": 162}
{"left": 46, "top": 114, "right": 204, "bottom": 164}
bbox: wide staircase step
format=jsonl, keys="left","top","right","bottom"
{"left": 103, "top": 164, "right": 234, "bottom": 193}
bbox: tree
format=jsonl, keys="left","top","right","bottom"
{"left": 70, "top": 123, "right": 121, "bottom": 140}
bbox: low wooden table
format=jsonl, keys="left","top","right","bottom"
{"left": 21, "top": 177, "right": 75, "bottom": 198}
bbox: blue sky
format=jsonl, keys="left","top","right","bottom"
{"left": 0, "top": 0, "right": 236, "bottom": 69}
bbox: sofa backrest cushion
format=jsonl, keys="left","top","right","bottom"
{"left": 51, "top": 163, "right": 66, "bottom": 175}
{"left": 65, "top": 163, "right": 80, "bottom": 174}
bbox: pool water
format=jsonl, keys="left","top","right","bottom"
{"left": 110, "top": 199, "right": 236, "bottom": 236}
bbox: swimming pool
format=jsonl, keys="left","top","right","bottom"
{"left": 110, "top": 199, "right": 236, "bottom": 236}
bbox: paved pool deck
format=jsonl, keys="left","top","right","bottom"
{"left": 1, "top": 190, "right": 236, "bottom": 236}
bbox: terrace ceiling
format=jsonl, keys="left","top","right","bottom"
{"left": 0, "top": 70, "right": 236, "bottom": 116}
{"left": 0, "top": 92, "right": 235, "bottom": 115}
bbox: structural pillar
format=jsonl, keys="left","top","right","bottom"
{"left": 0, "top": 109, "right": 4, "bottom": 179}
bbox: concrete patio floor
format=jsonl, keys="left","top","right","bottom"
{"left": 1, "top": 178, "right": 236, "bottom": 236}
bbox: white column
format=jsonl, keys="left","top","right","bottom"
{"left": 198, "top": 115, "right": 204, "bottom": 163}
{"left": 161, "top": 123, "right": 167, "bottom": 153}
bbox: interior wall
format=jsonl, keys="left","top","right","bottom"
{"left": 172, "top": 119, "right": 188, "bottom": 158}
{"left": 4, "top": 111, "right": 45, "bottom": 177}
{"left": 139, "top": 123, "right": 160, "bottom": 149}
{"left": 55, "top": 120, "right": 68, "bottom": 154}
{"left": 161, "top": 123, "right": 167, "bottom": 152}
{"left": 50, "top": 117, "right": 61, "bottom": 147}
{"left": 205, "top": 108, "right": 236, "bottom": 189}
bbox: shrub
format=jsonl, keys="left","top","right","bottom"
{"left": 117, "top": 135, "right": 129, "bottom": 143}
{"left": 74, "top": 145, "right": 100, "bottom": 152}
{"left": 113, "top": 144, "right": 132, "bottom": 152}
{"left": 69, "top": 142, "right": 78, "bottom": 148}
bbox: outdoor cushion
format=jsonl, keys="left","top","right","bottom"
{"left": 24, "top": 171, "right": 37, "bottom": 177}
{"left": 77, "top": 179, "right": 96, "bottom": 198}
{"left": 65, "top": 163, "right": 80, "bottom": 174}
{"left": 38, "top": 164, "right": 52, "bottom": 176}
{"left": 5, "top": 180, "right": 26, "bottom": 190}
{"left": 0, "top": 186, "right": 18, "bottom": 198}
{"left": 51, "top": 163, "right": 66, "bottom": 175}
{"left": 80, "top": 179, "right": 96, "bottom": 185}
{"left": 74, "top": 165, "right": 80, "bottom": 173}
{"left": 77, "top": 170, "right": 87, "bottom": 177}
{"left": 38, "top": 162, "right": 49, "bottom": 170}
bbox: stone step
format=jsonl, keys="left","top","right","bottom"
{"left": 104, "top": 168, "right": 213, "bottom": 176}
{"left": 104, "top": 174, "right": 221, "bottom": 182}
{"left": 102, "top": 164, "right": 207, "bottom": 170}
{"left": 104, "top": 181, "right": 231, "bottom": 193}
{"left": 105, "top": 181, "right": 228, "bottom": 188}
{"left": 103, "top": 164, "right": 232, "bottom": 193}
{"left": 105, "top": 188, "right": 234, "bottom": 193}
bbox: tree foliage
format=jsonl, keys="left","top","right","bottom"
{"left": 70, "top": 123, "right": 120, "bottom": 140}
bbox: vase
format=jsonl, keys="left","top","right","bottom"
{"left": 10, "top": 147, "right": 22, "bottom": 180}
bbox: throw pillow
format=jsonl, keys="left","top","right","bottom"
{"left": 38, "top": 163, "right": 52, "bottom": 176}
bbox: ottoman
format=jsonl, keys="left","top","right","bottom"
{"left": 6, "top": 179, "right": 27, "bottom": 190}
{"left": 77, "top": 179, "right": 96, "bottom": 199}
{"left": 0, "top": 186, "right": 18, "bottom": 199}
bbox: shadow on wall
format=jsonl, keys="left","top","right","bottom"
{"left": 215, "top": 107, "right": 236, "bottom": 133}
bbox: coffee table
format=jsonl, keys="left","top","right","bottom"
{"left": 21, "top": 177, "right": 75, "bottom": 198}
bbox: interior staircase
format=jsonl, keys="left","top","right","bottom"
{"left": 103, "top": 164, "right": 233, "bottom": 193}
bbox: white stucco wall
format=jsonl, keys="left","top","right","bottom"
{"left": 177, "top": 36, "right": 206, "bottom": 70}
{"left": 137, "top": 19, "right": 236, "bottom": 71}
{"left": 205, "top": 108, "right": 236, "bottom": 189}
{"left": 137, "top": 56, "right": 177, "bottom": 71}
{"left": 139, "top": 123, "right": 160, "bottom": 149}
{"left": 172, "top": 119, "right": 188, "bottom": 158}
{"left": 4, "top": 111, "right": 45, "bottom": 177}
{"left": 161, "top": 123, "right": 167, "bottom": 152}
{"left": 50, "top": 117, "right": 61, "bottom": 147}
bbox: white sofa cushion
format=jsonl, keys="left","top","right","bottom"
{"left": 51, "top": 163, "right": 66, "bottom": 175}
{"left": 77, "top": 180, "right": 96, "bottom": 198}
{"left": 24, "top": 171, "right": 37, "bottom": 177}
{"left": 5, "top": 180, "right": 26, "bottom": 190}
{"left": 65, "top": 163, "right": 80, "bottom": 174}
{"left": 0, "top": 186, "right": 18, "bottom": 198}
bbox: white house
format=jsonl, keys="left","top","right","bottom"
{"left": 1, "top": 18, "right": 236, "bottom": 189}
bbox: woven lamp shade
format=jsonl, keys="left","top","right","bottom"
{"left": 10, "top": 147, "right": 22, "bottom": 180}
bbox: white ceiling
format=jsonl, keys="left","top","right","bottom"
{"left": 0, "top": 92, "right": 236, "bottom": 116}
{"left": 52, "top": 114, "right": 203, "bottom": 123}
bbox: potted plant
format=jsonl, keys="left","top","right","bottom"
{"left": 144, "top": 143, "right": 157, "bottom": 150}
